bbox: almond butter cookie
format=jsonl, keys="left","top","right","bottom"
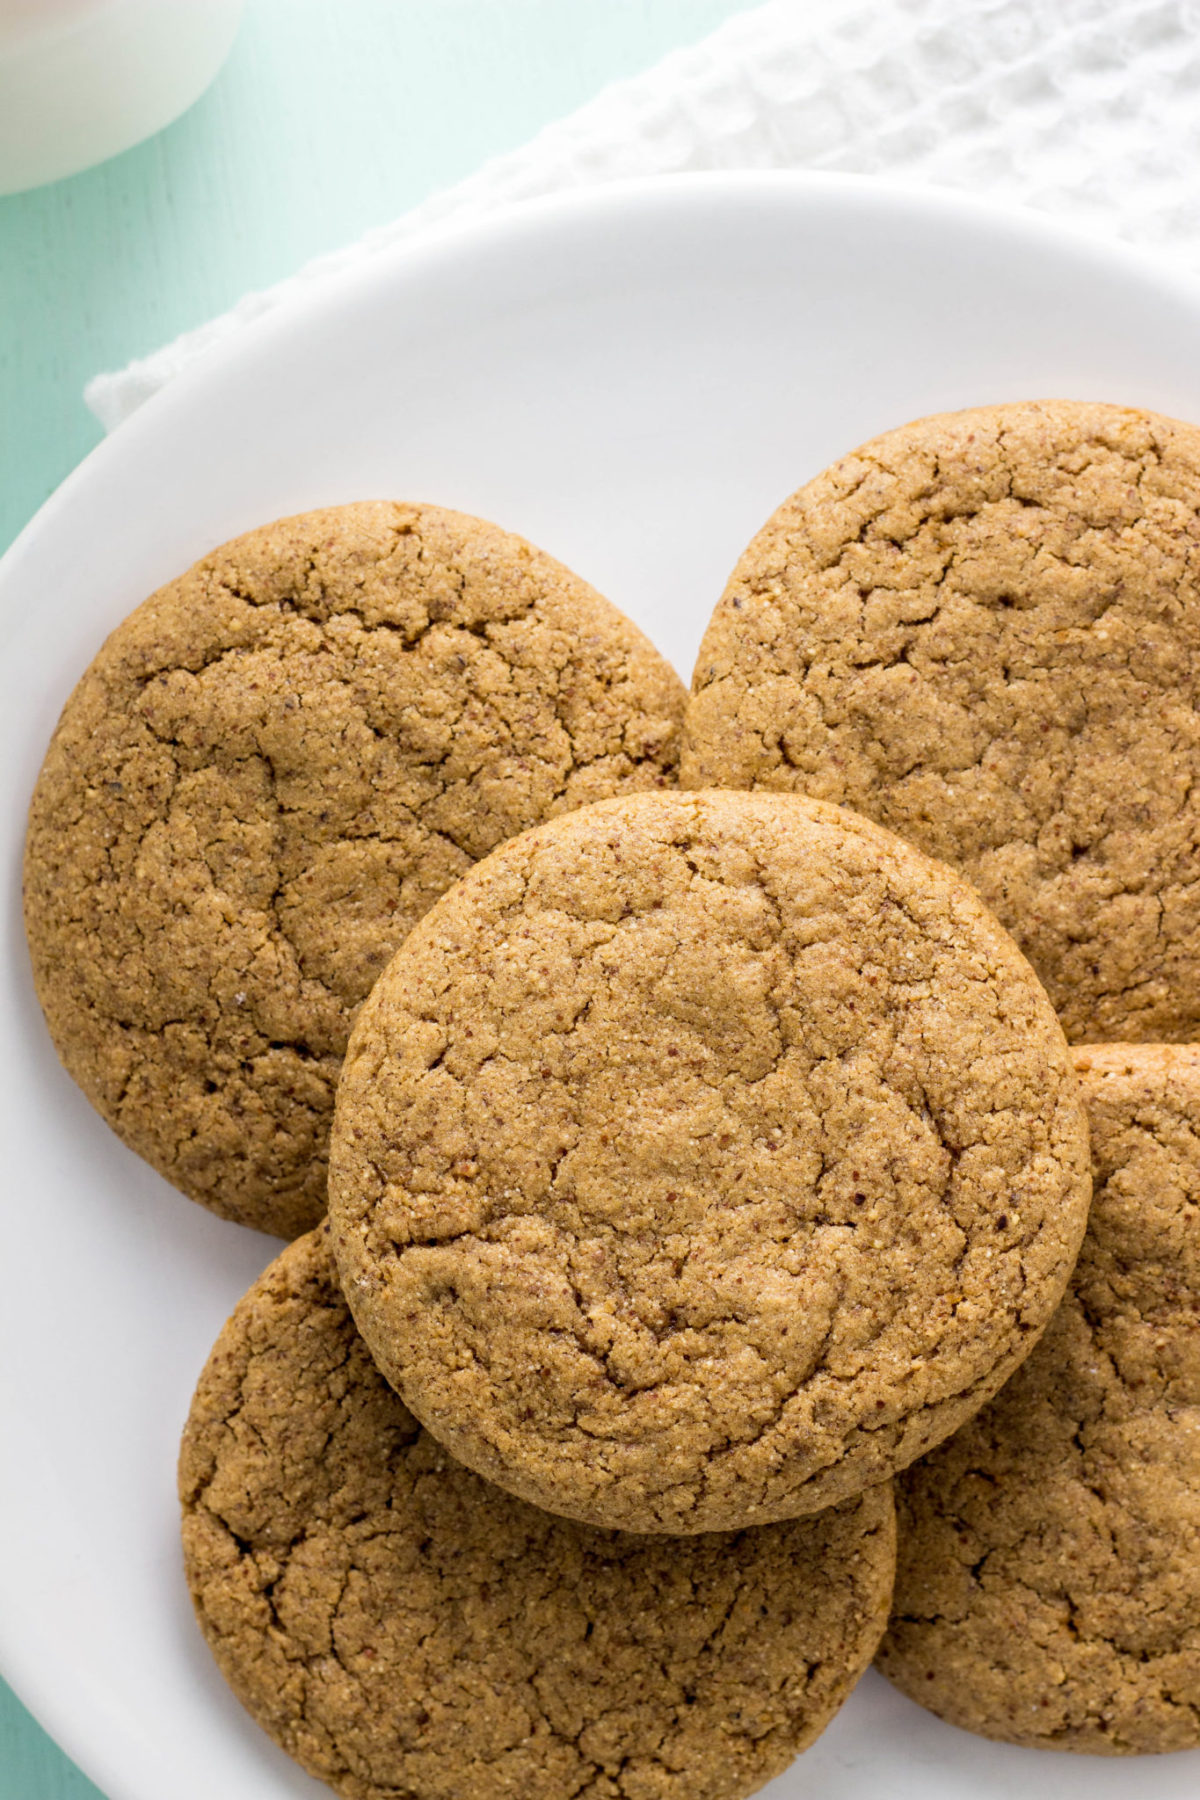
{"left": 23, "top": 503, "right": 684, "bottom": 1236}
{"left": 878, "top": 1043, "right": 1200, "bottom": 1753}
{"left": 329, "top": 788, "right": 1090, "bottom": 1533}
{"left": 180, "top": 1225, "right": 896, "bottom": 1800}
{"left": 683, "top": 400, "right": 1200, "bottom": 1042}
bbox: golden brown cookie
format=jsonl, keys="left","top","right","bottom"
{"left": 683, "top": 400, "right": 1200, "bottom": 1042}
{"left": 877, "top": 1042, "right": 1200, "bottom": 1754}
{"left": 180, "top": 1226, "right": 896, "bottom": 1800}
{"left": 329, "top": 788, "right": 1090, "bottom": 1534}
{"left": 23, "top": 503, "right": 684, "bottom": 1236}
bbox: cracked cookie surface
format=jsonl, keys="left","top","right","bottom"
{"left": 179, "top": 1225, "right": 896, "bottom": 1800}
{"left": 682, "top": 400, "right": 1200, "bottom": 1042}
{"left": 329, "top": 788, "right": 1090, "bottom": 1533}
{"left": 877, "top": 1043, "right": 1200, "bottom": 1753}
{"left": 22, "top": 502, "right": 684, "bottom": 1236}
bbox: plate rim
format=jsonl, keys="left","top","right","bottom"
{"left": 8, "top": 163, "right": 1200, "bottom": 598}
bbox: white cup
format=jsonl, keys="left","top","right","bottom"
{"left": 0, "top": 0, "right": 244, "bottom": 196}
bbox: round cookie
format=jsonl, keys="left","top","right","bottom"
{"left": 180, "top": 1226, "right": 896, "bottom": 1800}
{"left": 877, "top": 1042, "right": 1200, "bottom": 1754}
{"left": 329, "top": 787, "right": 1091, "bottom": 1534}
{"left": 23, "top": 503, "right": 684, "bottom": 1236}
{"left": 683, "top": 400, "right": 1200, "bottom": 1043}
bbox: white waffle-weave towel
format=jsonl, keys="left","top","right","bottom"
{"left": 86, "top": 0, "right": 1200, "bottom": 431}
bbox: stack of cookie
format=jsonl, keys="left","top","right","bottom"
{"left": 682, "top": 398, "right": 1200, "bottom": 1760}
{"left": 22, "top": 400, "right": 1200, "bottom": 1795}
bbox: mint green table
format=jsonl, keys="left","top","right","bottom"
{"left": 0, "top": 4, "right": 755, "bottom": 1795}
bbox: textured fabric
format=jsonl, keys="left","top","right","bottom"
{"left": 86, "top": 0, "right": 1200, "bottom": 431}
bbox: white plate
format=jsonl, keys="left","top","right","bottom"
{"left": 3, "top": 172, "right": 1200, "bottom": 1800}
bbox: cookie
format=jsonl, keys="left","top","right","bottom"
{"left": 23, "top": 503, "right": 684, "bottom": 1236}
{"left": 329, "top": 787, "right": 1090, "bottom": 1534}
{"left": 180, "top": 1226, "right": 896, "bottom": 1800}
{"left": 683, "top": 400, "right": 1200, "bottom": 1042}
{"left": 877, "top": 1042, "right": 1200, "bottom": 1754}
